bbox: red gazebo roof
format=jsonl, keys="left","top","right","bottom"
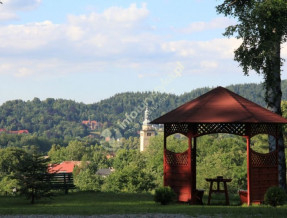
{"left": 151, "top": 86, "right": 287, "bottom": 124}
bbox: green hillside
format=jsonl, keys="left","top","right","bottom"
{"left": 0, "top": 81, "right": 286, "bottom": 139}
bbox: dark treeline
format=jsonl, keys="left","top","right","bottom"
{"left": 0, "top": 81, "right": 286, "bottom": 140}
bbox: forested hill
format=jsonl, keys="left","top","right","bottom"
{"left": 0, "top": 80, "right": 287, "bottom": 139}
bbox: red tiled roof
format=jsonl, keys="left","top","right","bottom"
{"left": 8, "top": 130, "right": 29, "bottom": 134}
{"left": 17, "top": 130, "right": 29, "bottom": 134}
{"left": 151, "top": 86, "right": 287, "bottom": 124}
{"left": 82, "top": 120, "right": 98, "bottom": 124}
{"left": 0, "top": 129, "right": 29, "bottom": 134}
{"left": 48, "top": 161, "right": 82, "bottom": 173}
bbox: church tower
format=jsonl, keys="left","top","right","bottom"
{"left": 140, "top": 107, "right": 155, "bottom": 152}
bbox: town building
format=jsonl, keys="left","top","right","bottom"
{"left": 140, "top": 107, "right": 155, "bottom": 152}
{"left": 82, "top": 120, "right": 102, "bottom": 130}
{"left": 48, "top": 161, "right": 115, "bottom": 178}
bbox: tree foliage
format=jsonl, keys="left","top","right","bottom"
{"left": 48, "top": 141, "right": 110, "bottom": 167}
{"left": 216, "top": 1, "right": 287, "bottom": 92}
{"left": 13, "top": 152, "right": 54, "bottom": 204}
{"left": 1, "top": 82, "right": 286, "bottom": 140}
{"left": 74, "top": 168, "right": 104, "bottom": 192}
{"left": 102, "top": 163, "right": 155, "bottom": 193}
{"left": 0, "top": 147, "right": 27, "bottom": 195}
{"left": 102, "top": 149, "right": 155, "bottom": 193}
{"left": 217, "top": 0, "right": 287, "bottom": 189}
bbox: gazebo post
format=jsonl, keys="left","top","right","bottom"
{"left": 193, "top": 137, "right": 197, "bottom": 194}
{"left": 275, "top": 125, "right": 279, "bottom": 187}
{"left": 188, "top": 133, "right": 193, "bottom": 202}
{"left": 163, "top": 128, "right": 167, "bottom": 187}
{"left": 190, "top": 136, "right": 198, "bottom": 204}
{"left": 246, "top": 136, "right": 251, "bottom": 205}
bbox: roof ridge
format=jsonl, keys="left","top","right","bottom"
{"left": 183, "top": 90, "right": 216, "bottom": 117}
{"left": 225, "top": 88, "right": 257, "bottom": 122}
{"left": 159, "top": 88, "right": 215, "bottom": 117}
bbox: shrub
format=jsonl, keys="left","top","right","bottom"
{"left": 264, "top": 186, "right": 286, "bottom": 207}
{"left": 154, "top": 186, "right": 176, "bottom": 205}
{"left": 74, "top": 168, "right": 104, "bottom": 192}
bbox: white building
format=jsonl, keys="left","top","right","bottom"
{"left": 140, "top": 107, "right": 155, "bottom": 152}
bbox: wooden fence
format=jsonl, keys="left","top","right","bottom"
{"left": 50, "top": 173, "right": 76, "bottom": 194}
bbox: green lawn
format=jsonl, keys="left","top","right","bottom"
{"left": 0, "top": 191, "right": 286, "bottom": 217}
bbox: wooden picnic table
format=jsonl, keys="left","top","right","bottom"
{"left": 205, "top": 177, "right": 232, "bottom": 205}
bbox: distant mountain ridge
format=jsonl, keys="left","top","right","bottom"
{"left": 0, "top": 80, "right": 286, "bottom": 139}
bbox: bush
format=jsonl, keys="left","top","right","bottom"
{"left": 102, "top": 164, "right": 155, "bottom": 193}
{"left": 264, "top": 186, "right": 286, "bottom": 207}
{"left": 74, "top": 168, "right": 104, "bottom": 192}
{"left": 154, "top": 186, "right": 176, "bottom": 205}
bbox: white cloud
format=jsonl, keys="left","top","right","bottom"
{"left": 0, "top": 11, "right": 17, "bottom": 21}
{"left": 102, "top": 3, "right": 148, "bottom": 23}
{"left": 200, "top": 61, "right": 218, "bottom": 69}
{"left": 0, "top": 0, "right": 42, "bottom": 21}
{"left": 0, "top": 3, "right": 156, "bottom": 78}
{"left": 180, "top": 17, "right": 236, "bottom": 34}
{"left": 162, "top": 41, "right": 196, "bottom": 57}
{"left": 66, "top": 25, "right": 84, "bottom": 41}
{"left": 15, "top": 67, "right": 34, "bottom": 78}
{"left": 161, "top": 38, "right": 241, "bottom": 59}
{"left": 0, "top": 3, "right": 247, "bottom": 80}
{"left": 160, "top": 38, "right": 243, "bottom": 76}
{"left": 5, "top": 0, "right": 41, "bottom": 11}
{"left": 63, "top": 3, "right": 150, "bottom": 53}
{"left": 0, "top": 21, "right": 60, "bottom": 51}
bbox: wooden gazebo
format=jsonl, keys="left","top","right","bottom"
{"left": 151, "top": 86, "right": 287, "bottom": 205}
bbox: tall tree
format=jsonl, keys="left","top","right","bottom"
{"left": 216, "top": 0, "right": 287, "bottom": 189}
{"left": 0, "top": 147, "right": 27, "bottom": 195}
{"left": 13, "top": 152, "right": 54, "bottom": 204}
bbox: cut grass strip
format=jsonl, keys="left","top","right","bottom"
{"left": 0, "top": 192, "right": 286, "bottom": 218}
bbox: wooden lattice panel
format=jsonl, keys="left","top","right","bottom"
{"left": 249, "top": 149, "right": 278, "bottom": 203}
{"left": 196, "top": 123, "right": 246, "bottom": 136}
{"left": 165, "top": 149, "right": 189, "bottom": 166}
{"left": 249, "top": 124, "right": 278, "bottom": 137}
{"left": 250, "top": 149, "right": 278, "bottom": 167}
{"left": 164, "top": 123, "right": 279, "bottom": 137}
{"left": 164, "top": 123, "right": 189, "bottom": 137}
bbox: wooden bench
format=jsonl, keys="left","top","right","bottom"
{"left": 50, "top": 173, "right": 76, "bottom": 194}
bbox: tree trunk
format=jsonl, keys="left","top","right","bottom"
{"left": 267, "top": 39, "right": 286, "bottom": 190}
{"left": 31, "top": 194, "right": 35, "bottom": 204}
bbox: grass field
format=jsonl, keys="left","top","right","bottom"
{"left": 0, "top": 191, "right": 286, "bottom": 217}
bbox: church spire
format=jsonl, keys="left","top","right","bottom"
{"left": 143, "top": 106, "right": 150, "bottom": 125}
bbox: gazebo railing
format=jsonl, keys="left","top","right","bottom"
{"left": 164, "top": 123, "right": 279, "bottom": 138}
{"left": 249, "top": 148, "right": 278, "bottom": 203}
{"left": 165, "top": 149, "right": 189, "bottom": 166}
{"left": 164, "top": 149, "right": 192, "bottom": 202}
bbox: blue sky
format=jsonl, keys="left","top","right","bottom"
{"left": 0, "top": 0, "right": 286, "bottom": 105}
